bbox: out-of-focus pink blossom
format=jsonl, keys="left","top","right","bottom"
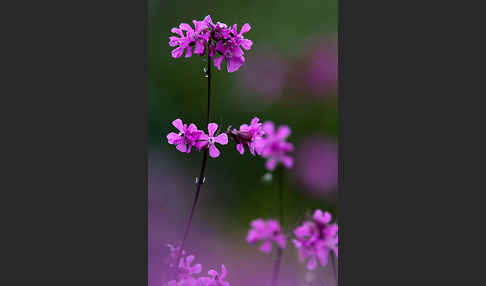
{"left": 295, "top": 137, "right": 338, "bottom": 196}
{"left": 256, "top": 121, "right": 294, "bottom": 171}
{"left": 247, "top": 218, "right": 286, "bottom": 253}
{"left": 237, "top": 47, "right": 287, "bottom": 101}
{"left": 292, "top": 210, "right": 338, "bottom": 270}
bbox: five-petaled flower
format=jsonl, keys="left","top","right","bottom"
{"left": 167, "top": 119, "right": 204, "bottom": 154}
{"left": 246, "top": 218, "right": 286, "bottom": 253}
{"left": 195, "top": 123, "right": 228, "bottom": 158}
{"left": 292, "top": 210, "right": 338, "bottom": 270}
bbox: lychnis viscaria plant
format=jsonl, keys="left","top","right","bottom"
{"left": 163, "top": 14, "right": 338, "bottom": 286}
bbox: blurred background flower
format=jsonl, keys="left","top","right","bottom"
{"left": 236, "top": 45, "right": 288, "bottom": 103}
{"left": 294, "top": 136, "right": 338, "bottom": 199}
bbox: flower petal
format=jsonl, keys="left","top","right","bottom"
{"left": 236, "top": 143, "right": 244, "bottom": 155}
{"left": 172, "top": 119, "right": 184, "bottom": 132}
{"left": 240, "top": 38, "right": 253, "bottom": 50}
{"left": 277, "top": 125, "right": 291, "bottom": 139}
{"left": 281, "top": 155, "right": 293, "bottom": 169}
{"left": 214, "top": 56, "right": 224, "bottom": 70}
{"left": 207, "top": 123, "right": 218, "bottom": 137}
{"left": 167, "top": 132, "right": 180, "bottom": 144}
{"left": 265, "top": 158, "right": 277, "bottom": 171}
{"left": 209, "top": 144, "right": 220, "bottom": 158}
{"left": 171, "top": 46, "right": 184, "bottom": 58}
{"left": 263, "top": 121, "right": 275, "bottom": 135}
{"left": 176, "top": 144, "right": 187, "bottom": 153}
{"left": 240, "top": 23, "right": 251, "bottom": 35}
{"left": 194, "top": 41, "right": 205, "bottom": 55}
{"left": 214, "top": 133, "right": 228, "bottom": 145}
{"left": 221, "top": 265, "right": 227, "bottom": 279}
{"left": 171, "top": 27, "right": 183, "bottom": 37}
{"left": 259, "top": 241, "right": 272, "bottom": 253}
{"left": 227, "top": 56, "right": 244, "bottom": 73}
{"left": 185, "top": 46, "right": 193, "bottom": 58}
{"left": 307, "top": 257, "right": 318, "bottom": 270}
{"left": 179, "top": 23, "right": 194, "bottom": 33}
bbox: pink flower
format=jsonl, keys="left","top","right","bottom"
{"left": 213, "top": 41, "right": 245, "bottom": 73}
{"left": 257, "top": 121, "right": 294, "bottom": 171}
{"left": 195, "top": 123, "right": 229, "bottom": 158}
{"left": 177, "top": 255, "right": 202, "bottom": 280}
{"left": 292, "top": 210, "right": 338, "bottom": 270}
{"left": 246, "top": 219, "right": 286, "bottom": 253}
{"left": 200, "top": 265, "right": 230, "bottom": 286}
{"left": 167, "top": 119, "right": 204, "bottom": 153}
{"left": 169, "top": 16, "right": 213, "bottom": 58}
{"left": 169, "top": 15, "right": 252, "bottom": 73}
{"left": 230, "top": 23, "right": 253, "bottom": 51}
{"left": 228, "top": 117, "right": 264, "bottom": 156}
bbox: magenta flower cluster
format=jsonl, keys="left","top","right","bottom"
{"left": 167, "top": 245, "right": 230, "bottom": 286}
{"left": 292, "top": 210, "right": 338, "bottom": 270}
{"left": 246, "top": 209, "right": 338, "bottom": 271}
{"left": 169, "top": 15, "right": 253, "bottom": 73}
{"left": 167, "top": 117, "right": 294, "bottom": 171}
{"left": 246, "top": 219, "right": 286, "bottom": 253}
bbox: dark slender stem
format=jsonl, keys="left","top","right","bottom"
{"left": 173, "top": 47, "right": 212, "bottom": 278}
{"left": 272, "top": 167, "right": 285, "bottom": 286}
{"left": 330, "top": 252, "right": 338, "bottom": 286}
{"left": 179, "top": 149, "right": 209, "bottom": 253}
{"left": 206, "top": 49, "right": 211, "bottom": 125}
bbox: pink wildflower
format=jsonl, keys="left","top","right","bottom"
{"left": 169, "top": 16, "right": 213, "bottom": 58}
{"left": 195, "top": 123, "right": 228, "bottom": 158}
{"left": 292, "top": 210, "right": 338, "bottom": 270}
{"left": 257, "top": 121, "right": 294, "bottom": 171}
{"left": 200, "top": 265, "right": 230, "bottom": 286}
{"left": 228, "top": 117, "right": 264, "bottom": 156}
{"left": 230, "top": 23, "right": 253, "bottom": 51}
{"left": 246, "top": 219, "right": 286, "bottom": 253}
{"left": 167, "top": 119, "right": 203, "bottom": 153}
{"left": 169, "top": 15, "right": 252, "bottom": 73}
{"left": 213, "top": 41, "right": 245, "bottom": 73}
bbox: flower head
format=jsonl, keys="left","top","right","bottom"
{"left": 257, "top": 121, "right": 294, "bottom": 171}
{"left": 228, "top": 117, "right": 264, "bottom": 156}
{"left": 167, "top": 119, "right": 204, "bottom": 153}
{"left": 246, "top": 219, "right": 286, "bottom": 253}
{"left": 169, "top": 15, "right": 252, "bottom": 73}
{"left": 292, "top": 210, "right": 338, "bottom": 270}
{"left": 195, "top": 123, "right": 228, "bottom": 158}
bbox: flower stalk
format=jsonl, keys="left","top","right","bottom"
{"left": 272, "top": 166, "right": 285, "bottom": 286}
{"left": 175, "top": 45, "right": 212, "bottom": 276}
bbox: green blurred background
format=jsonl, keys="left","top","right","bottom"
{"left": 149, "top": 1, "right": 337, "bottom": 284}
